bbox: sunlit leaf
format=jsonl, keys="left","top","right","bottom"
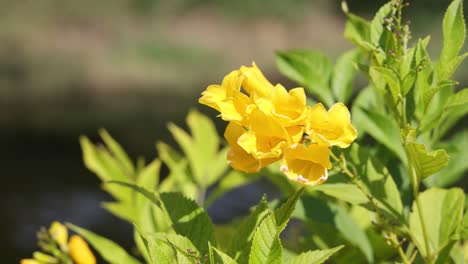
{"left": 286, "top": 245, "right": 344, "bottom": 264}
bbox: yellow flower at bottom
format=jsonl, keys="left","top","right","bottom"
{"left": 225, "top": 122, "right": 278, "bottom": 173}
{"left": 68, "top": 235, "right": 96, "bottom": 264}
{"left": 280, "top": 137, "right": 332, "bottom": 186}
{"left": 20, "top": 259, "right": 41, "bottom": 264}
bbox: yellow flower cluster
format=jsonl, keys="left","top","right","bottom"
{"left": 199, "top": 63, "right": 357, "bottom": 185}
{"left": 21, "top": 222, "right": 96, "bottom": 264}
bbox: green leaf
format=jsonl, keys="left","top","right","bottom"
{"left": 409, "top": 188, "right": 465, "bottom": 258}
{"left": 276, "top": 50, "right": 334, "bottom": 107}
{"left": 360, "top": 159, "right": 403, "bottom": 221}
{"left": 168, "top": 110, "right": 227, "bottom": 188}
{"left": 332, "top": 204, "right": 374, "bottom": 263}
{"left": 67, "top": 224, "right": 141, "bottom": 264}
{"left": 422, "top": 80, "right": 458, "bottom": 109}
{"left": 311, "top": 183, "right": 368, "bottom": 205}
{"left": 354, "top": 108, "right": 406, "bottom": 160}
{"left": 332, "top": 49, "right": 362, "bottom": 103}
{"left": 211, "top": 245, "right": 238, "bottom": 264}
{"left": 227, "top": 195, "right": 270, "bottom": 263}
{"left": 160, "top": 192, "right": 216, "bottom": 253}
{"left": 444, "top": 88, "right": 468, "bottom": 109}
{"left": 136, "top": 159, "right": 161, "bottom": 191}
{"left": 99, "top": 129, "right": 135, "bottom": 176}
{"left": 342, "top": 5, "right": 371, "bottom": 51}
{"left": 370, "top": 2, "right": 393, "bottom": 47}
{"left": 425, "top": 131, "right": 468, "bottom": 187}
{"left": 145, "top": 233, "right": 198, "bottom": 264}
{"left": 369, "top": 66, "right": 400, "bottom": 103}
{"left": 439, "top": 0, "right": 466, "bottom": 65}
{"left": 405, "top": 142, "right": 449, "bottom": 180}
{"left": 249, "top": 188, "right": 304, "bottom": 264}
{"left": 80, "top": 136, "right": 132, "bottom": 202}
{"left": 286, "top": 245, "right": 344, "bottom": 264}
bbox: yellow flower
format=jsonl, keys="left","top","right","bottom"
{"left": 200, "top": 63, "right": 358, "bottom": 186}
{"left": 49, "top": 221, "right": 68, "bottom": 249}
{"left": 68, "top": 235, "right": 96, "bottom": 264}
{"left": 239, "top": 63, "right": 275, "bottom": 98}
{"left": 280, "top": 136, "right": 332, "bottom": 186}
{"left": 225, "top": 122, "right": 277, "bottom": 173}
{"left": 255, "top": 84, "right": 309, "bottom": 126}
{"left": 306, "top": 103, "right": 357, "bottom": 148}
{"left": 20, "top": 259, "right": 41, "bottom": 264}
{"left": 237, "top": 109, "right": 292, "bottom": 160}
{"left": 199, "top": 70, "right": 253, "bottom": 124}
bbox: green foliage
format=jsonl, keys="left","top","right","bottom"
{"left": 67, "top": 224, "right": 141, "bottom": 264}
{"left": 23, "top": 1, "right": 468, "bottom": 264}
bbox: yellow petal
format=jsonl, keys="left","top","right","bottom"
{"left": 280, "top": 138, "right": 332, "bottom": 186}
{"left": 239, "top": 62, "right": 274, "bottom": 98}
{"left": 49, "top": 221, "right": 68, "bottom": 248}
{"left": 224, "top": 122, "right": 277, "bottom": 172}
{"left": 68, "top": 235, "right": 96, "bottom": 264}
{"left": 237, "top": 109, "right": 292, "bottom": 159}
{"left": 199, "top": 70, "right": 252, "bottom": 123}
{"left": 306, "top": 102, "right": 357, "bottom": 148}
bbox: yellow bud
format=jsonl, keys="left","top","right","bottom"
{"left": 49, "top": 221, "right": 68, "bottom": 248}
{"left": 68, "top": 235, "right": 96, "bottom": 264}
{"left": 32, "top": 251, "right": 57, "bottom": 263}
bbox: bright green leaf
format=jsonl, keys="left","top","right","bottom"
{"left": 67, "top": 224, "right": 141, "bottom": 264}
{"left": 409, "top": 188, "right": 465, "bottom": 258}
{"left": 276, "top": 50, "right": 334, "bottom": 107}
{"left": 249, "top": 188, "right": 304, "bottom": 264}
{"left": 99, "top": 129, "right": 135, "bottom": 176}
{"left": 211, "top": 245, "right": 238, "bottom": 264}
{"left": 444, "top": 88, "right": 468, "bottom": 110}
{"left": 439, "top": 0, "right": 466, "bottom": 65}
{"left": 405, "top": 142, "right": 449, "bottom": 180}
{"left": 369, "top": 66, "right": 400, "bottom": 103}
{"left": 311, "top": 183, "right": 368, "bottom": 205}
{"left": 370, "top": 2, "right": 393, "bottom": 47}
{"left": 227, "top": 195, "right": 270, "bottom": 263}
{"left": 286, "top": 245, "right": 344, "bottom": 264}
{"left": 332, "top": 49, "right": 362, "bottom": 103}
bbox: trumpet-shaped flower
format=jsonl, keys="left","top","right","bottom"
{"left": 224, "top": 122, "right": 277, "bottom": 172}
{"left": 306, "top": 103, "right": 357, "bottom": 148}
{"left": 200, "top": 63, "right": 357, "bottom": 186}
{"left": 280, "top": 136, "right": 332, "bottom": 185}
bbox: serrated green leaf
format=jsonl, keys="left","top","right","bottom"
{"left": 369, "top": 66, "right": 400, "bottom": 103}
{"left": 227, "top": 195, "right": 270, "bottom": 263}
{"left": 360, "top": 159, "right": 403, "bottom": 221}
{"left": 422, "top": 80, "right": 458, "bottom": 109}
{"left": 168, "top": 110, "right": 227, "bottom": 188}
{"left": 343, "top": 10, "right": 371, "bottom": 51}
{"left": 311, "top": 183, "right": 368, "bottom": 205}
{"left": 211, "top": 245, "right": 238, "bottom": 264}
{"left": 136, "top": 159, "right": 161, "bottom": 191}
{"left": 276, "top": 50, "right": 334, "bottom": 107}
{"left": 67, "top": 224, "right": 141, "bottom": 264}
{"left": 370, "top": 2, "right": 393, "bottom": 47}
{"left": 440, "top": 0, "right": 466, "bottom": 65}
{"left": 286, "top": 245, "right": 344, "bottom": 264}
{"left": 249, "top": 188, "right": 304, "bottom": 264}
{"left": 405, "top": 142, "right": 449, "bottom": 180}
{"left": 160, "top": 192, "right": 216, "bottom": 253}
{"left": 99, "top": 129, "right": 135, "bottom": 176}
{"left": 409, "top": 188, "right": 465, "bottom": 258}
{"left": 444, "top": 88, "right": 468, "bottom": 109}
{"left": 101, "top": 201, "right": 135, "bottom": 222}
{"left": 144, "top": 233, "right": 198, "bottom": 264}
{"left": 332, "top": 49, "right": 362, "bottom": 103}
{"left": 425, "top": 130, "right": 468, "bottom": 187}
{"left": 354, "top": 108, "right": 406, "bottom": 160}
{"left": 80, "top": 136, "right": 132, "bottom": 202}
{"left": 332, "top": 204, "right": 373, "bottom": 262}
{"left": 134, "top": 229, "right": 152, "bottom": 264}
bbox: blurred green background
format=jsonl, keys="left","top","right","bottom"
{"left": 1, "top": 0, "right": 466, "bottom": 262}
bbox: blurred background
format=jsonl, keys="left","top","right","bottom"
{"left": 1, "top": 0, "right": 466, "bottom": 262}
